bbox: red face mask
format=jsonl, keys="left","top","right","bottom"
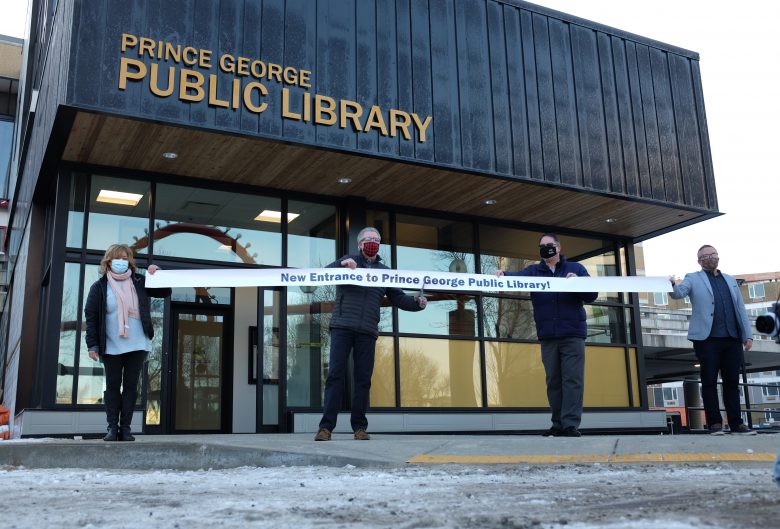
{"left": 362, "top": 241, "right": 380, "bottom": 258}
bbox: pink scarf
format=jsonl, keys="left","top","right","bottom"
{"left": 107, "top": 269, "right": 140, "bottom": 338}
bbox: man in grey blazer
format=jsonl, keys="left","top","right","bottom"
{"left": 670, "top": 245, "right": 756, "bottom": 435}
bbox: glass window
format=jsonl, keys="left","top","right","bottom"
{"left": 579, "top": 251, "right": 620, "bottom": 302}
{"left": 86, "top": 175, "right": 151, "bottom": 252}
{"left": 396, "top": 214, "right": 475, "bottom": 274}
{"left": 398, "top": 294, "right": 477, "bottom": 336}
{"left": 365, "top": 210, "right": 392, "bottom": 265}
{"left": 171, "top": 287, "right": 231, "bottom": 305}
{"left": 66, "top": 172, "right": 87, "bottom": 248}
{"left": 154, "top": 184, "right": 282, "bottom": 265}
{"left": 56, "top": 263, "right": 83, "bottom": 404}
{"left": 398, "top": 337, "right": 482, "bottom": 407}
{"left": 286, "top": 287, "right": 333, "bottom": 407}
{"left": 583, "top": 346, "right": 630, "bottom": 407}
{"left": 482, "top": 296, "right": 536, "bottom": 340}
{"left": 370, "top": 336, "right": 396, "bottom": 407}
{"left": 585, "top": 305, "right": 626, "bottom": 344}
{"left": 287, "top": 200, "right": 337, "bottom": 268}
{"left": 144, "top": 294, "right": 166, "bottom": 425}
{"left": 653, "top": 292, "right": 669, "bottom": 306}
{"left": 0, "top": 119, "right": 13, "bottom": 197}
{"left": 748, "top": 283, "right": 766, "bottom": 299}
{"left": 485, "top": 341, "right": 547, "bottom": 407}
{"left": 77, "top": 265, "right": 102, "bottom": 404}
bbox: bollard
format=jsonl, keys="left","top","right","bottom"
{"left": 683, "top": 379, "right": 705, "bottom": 431}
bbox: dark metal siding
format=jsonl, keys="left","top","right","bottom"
{"left": 62, "top": 0, "right": 716, "bottom": 211}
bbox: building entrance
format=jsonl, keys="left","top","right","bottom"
{"left": 164, "top": 304, "right": 233, "bottom": 433}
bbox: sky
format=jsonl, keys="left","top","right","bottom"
{"left": 1, "top": 0, "right": 778, "bottom": 277}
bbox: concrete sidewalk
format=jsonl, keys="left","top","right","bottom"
{"left": 1, "top": 432, "right": 778, "bottom": 470}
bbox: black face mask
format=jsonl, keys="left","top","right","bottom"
{"left": 539, "top": 244, "right": 558, "bottom": 259}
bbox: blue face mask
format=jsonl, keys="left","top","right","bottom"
{"left": 110, "top": 259, "right": 129, "bottom": 274}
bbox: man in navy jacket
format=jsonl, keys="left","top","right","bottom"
{"left": 314, "top": 227, "right": 427, "bottom": 441}
{"left": 497, "top": 233, "right": 597, "bottom": 437}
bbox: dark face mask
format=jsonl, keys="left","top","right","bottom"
{"left": 362, "top": 241, "right": 380, "bottom": 258}
{"left": 539, "top": 244, "right": 558, "bottom": 259}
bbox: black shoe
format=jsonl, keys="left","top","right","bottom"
{"left": 118, "top": 427, "right": 135, "bottom": 442}
{"left": 542, "top": 427, "right": 562, "bottom": 437}
{"left": 559, "top": 426, "right": 581, "bottom": 437}
{"left": 103, "top": 426, "right": 118, "bottom": 442}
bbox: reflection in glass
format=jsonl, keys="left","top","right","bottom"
{"left": 396, "top": 214, "right": 475, "bottom": 273}
{"left": 57, "top": 263, "right": 83, "bottom": 404}
{"left": 66, "top": 172, "right": 87, "bottom": 248}
{"left": 585, "top": 305, "right": 625, "bottom": 344}
{"left": 144, "top": 296, "right": 165, "bottom": 425}
{"left": 86, "top": 175, "right": 151, "bottom": 252}
{"left": 398, "top": 294, "right": 477, "bottom": 336}
{"left": 286, "top": 287, "right": 333, "bottom": 407}
{"left": 365, "top": 210, "right": 392, "bottom": 265}
{"left": 262, "top": 290, "right": 281, "bottom": 425}
{"left": 580, "top": 251, "right": 620, "bottom": 302}
{"left": 370, "top": 337, "right": 395, "bottom": 407}
{"left": 482, "top": 296, "right": 536, "bottom": 339}
{"left": 171, "top": 287, "right": 231, "bottom": 305}
{"left": 485, "top": 341, "right": 547, "bottom": 407}
{"left": 287, "top": 200, "right": 337, "bottom": 268}
{"left": 399, "top": 337, "right": 481, "bottom": 407}
{"left": 154, "top": 184, "right": 282, "bottom": 265}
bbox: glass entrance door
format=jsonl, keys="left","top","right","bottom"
{"left": 257, "top": 288, "right": 282, "bottom": 430}
{"left": 170, "top": 306, "right": 232, "bottom": 433}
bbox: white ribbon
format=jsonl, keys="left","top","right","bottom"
{"left": 145, "top": 267, "right": 672, "bottom": 293}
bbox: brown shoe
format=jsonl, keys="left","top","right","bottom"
{"left": 354, "top": 428, "right": 371, "bottom": 440}
{"left": 314, "top": 428, "right": 331, "bottom": 441}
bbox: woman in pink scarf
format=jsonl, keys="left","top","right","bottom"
{"left": 84, "top": 244, "right": 170, "bottom": 441}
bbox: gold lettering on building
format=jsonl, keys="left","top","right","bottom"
{"left": 118, "top": 32, "right": 432, "bottom": 142}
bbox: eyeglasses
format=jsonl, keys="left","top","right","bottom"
{"left": 360, "top": 237, "right": 381, "bottom": 243}
{"left": 698, "top": 253, "right": 718, "bottom": 260}
{"left": 539, "top": 243, "right": 558, "bottom": 249}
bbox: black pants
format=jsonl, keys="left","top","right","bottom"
{"left": 102, "top": 350, "right": 146, "bottom": 428}
{"left": 318, "top": 328, "right": 377, "bottom": 432}
{"left": 693, "top": 337, "right": 744, "bottom": 429}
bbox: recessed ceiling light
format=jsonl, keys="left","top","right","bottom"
{"left": 337, "top": 177, "right": 352, "bottom": 184}
{"left": 605, "top": 217, "right": 618, "bottom": 223}
{"left": 96, "top": 189, "right": 143, "bottom": 206}
{"left": 694, "top": 363, "right": 701, "bottom": 368}
{"left": 254, "top": 210, "right": 300, "bottom": 223}
{"left": 162, "top": 152, "right": 178, "bottom": 160}
{"left": 484, "top": 199, "right": 497, "bottom": 205}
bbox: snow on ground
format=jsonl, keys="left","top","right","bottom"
{"left": 2, "top": 463, "right": 778, "bottom": 528}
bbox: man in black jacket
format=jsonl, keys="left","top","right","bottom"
{"left": 315, "top": 227, "right": 427, "bottom": 441}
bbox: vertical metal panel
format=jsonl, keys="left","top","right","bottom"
{"left": 259, "top": 0, "right": 286, "bottom": 137}
{"left": 375, "top": 0, "right": 399, "bottom": 157}
{"left": 486, "top": 2, "right": 513, "bottom": 175}
{"left": 519, "top": 9, "right": 543, "bottom": 180}
{"left": 410, "top": 0, "right": 434, "bottom": 161}
{"left": 624, "top": 41, "right": 652, "bottom": 199}
{"left": 355, "top": 0, "right": 378, "bottom": 152}
{"left": 572, "top": 25, "right": 609, "bottom": 192}
{"left": 635, "top": 44, "right": 664, "bottom": 201}
{"left": 284, "top": 0, "right": 317, "bottom": 143}
{"left": 429, "top": 0, "right": 460, "bottom": 166}
{"left": 455, "top": 0, "right": 494, "bottom": 171}
{"left": 189, "top": 0, "right": 220, "bottom": 128}
{"left": 596, "top": 33, "right": 625, "bottom": 195}
{"left": 395, "top": 0, "right": 414, "bottom": 159}
{"left": 649, "top": 48, "right": 682, "bottom": 204}
{"left": 69, "top": 0, "right": 105, "bottom": 108}
{"left": 239, "top": 0, "right": 262, "bottom": 134}
{"left": 549, "top": 18, "right": 581, "bottom": 187}
{"left": 690, "top": 61, "right": 716, "bottom": 210}
{"left": 216, "top": 0, "right": 243, "bottom": 132}
{"left": 669, "top": 54, "right": 706, "bottom": 208}
{"left": 503, "top": 6, "right": 530, "bottom": 179}
{"left": 532, "top": 13, "right": 560, "bottom": 181}
{"left": 610, "top": 36, "right": 639, "bottom": 197}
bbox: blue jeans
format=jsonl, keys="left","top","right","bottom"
{"left": 318, "top": 328, "right": 377, "bottom": 432}
{"left": 693, "top": 337, "right": 744, "bottom": 429}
